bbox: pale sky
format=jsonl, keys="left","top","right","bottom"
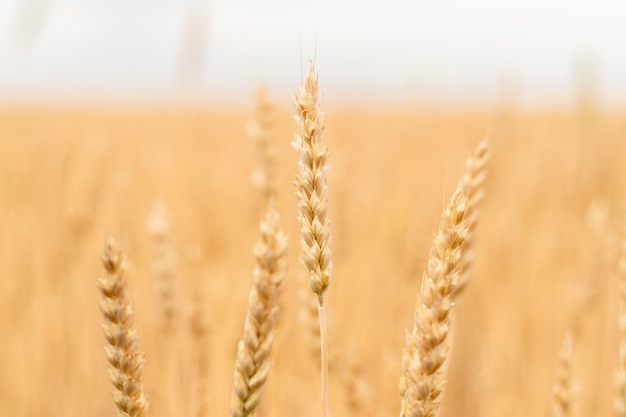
{"left": 1, "top": 0, "right": 625, "bottom": 107}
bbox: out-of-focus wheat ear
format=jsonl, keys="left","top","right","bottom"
{"left": 147, "top": 200, "right": 178, "bottom": 333}
{"left": 453, "top": 139, "right": 490, "bottom": 299}
{"left": 340, "top": 352, "right": 373, "bottom": 416}
{"left": 293, "top": 63, "right": 333, "bottom": 417}
{"left": 298, "top": 271, "right": 321, "bottom": 358}
{"left": 230, "top": 204, "right": 288, "bottom": 417}
{"left": 248, "top": 85, "right": 278, "bottom": 202}
{"left": 97, "top": 237, "right": 149, "bottom": 417}
{"left": 189, "top": 278, "right": 210, "bottom": 417}
{"left": 552, "top": 332, "right": 574, "bottom": 417}
{"left": 399, "top": 176, "right": 470, "bottom": 417}
{"left": 615, "top": 216, "right": 626, "bottom": 417}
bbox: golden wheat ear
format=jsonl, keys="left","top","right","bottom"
{"left": 454, "top": 139, "right": 490, "bottom": 299}
{"left": 399, "top": 173, "right": 470, "bottom": 417}
{"left": 230, "top": 204, "right": 288, "bottom": 417}
{"left": 97, "top": 237, "right": 149, "bottom": 417}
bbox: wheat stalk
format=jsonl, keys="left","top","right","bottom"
{"left": 293, "top": 63, "right": 332, "bottom": 417}
{"left": 230, "top": 204, "right": 288, "bottom": 417}
{"left": 97, "top": 237, "right": 149, "bottom": 417}
{"left": 399, "top": 175, "right": 470, "bottom": 417}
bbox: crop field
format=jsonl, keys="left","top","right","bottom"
{"left": 1, "top": 78, "right": 625, "bottom": 417}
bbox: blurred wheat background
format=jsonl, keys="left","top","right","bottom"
{"left": 1, "top": 1, "right": 626, "bottom": 417}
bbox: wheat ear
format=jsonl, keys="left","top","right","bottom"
{"left": 147, "top": 200, "right": 178, "bottom": 333}
{"left": 97, "top": 237, "right": 149, "bottom": 417}
{"left": 399, "top": 176, "right": 470, "bottom": 417}
{"left": 230, "top": 204, "right": 288, "bottom": 417}
{"left": 454, "top": 139, "right": 490, "bottom": 298}
{"left": 293, "top": 63, "right": 332, "bottom": 417}
{"left": 189, "top": 280, "right": 210, "bottom": 417}
{"left": 249, "top": 85, "right": 278, "bottom": 202}
{"left": 298, "top": 273, "right": 322, "bottom": 359}
{"left": 551, "top": 332, "right": 574, "bottom": 417}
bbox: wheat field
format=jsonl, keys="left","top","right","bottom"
{"left": 0, "top": 84, "right": 625, "bottom": 417}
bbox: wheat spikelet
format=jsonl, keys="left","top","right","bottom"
{"left": 97, "top": 237, "right": 149, "bottom": 417}
{"left": 249, "top": 85, "right": 278, "bottom": 202}
{"left": 293, "top": 63, "right": 333, "bottom": 417}
{"left": 615, "top": 214, "right": 626, "bottom": 417}
{"left": 399, "top": 176, "right": 470, "bottom": 417}
{"left": 231, "top": 204, "right": 288, "bottom": 417}
{"left": 454, "top": 139, "right": 490, "bottom": 298}
{"left": 551, "top": 332, "right": 574, "bottom": 417}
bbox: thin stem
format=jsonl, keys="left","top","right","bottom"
{"left": 318, "top": 296, "right": 329, "bottom": 417}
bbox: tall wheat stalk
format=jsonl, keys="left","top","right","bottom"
{"left": 293, "top": 63, "right": 332, "bottom": 417}
{"left": 97, "top": 237, "right": 149, "bottom": 417}
{"left": 230, "top": 204, "right": 288, "bottom": 417}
